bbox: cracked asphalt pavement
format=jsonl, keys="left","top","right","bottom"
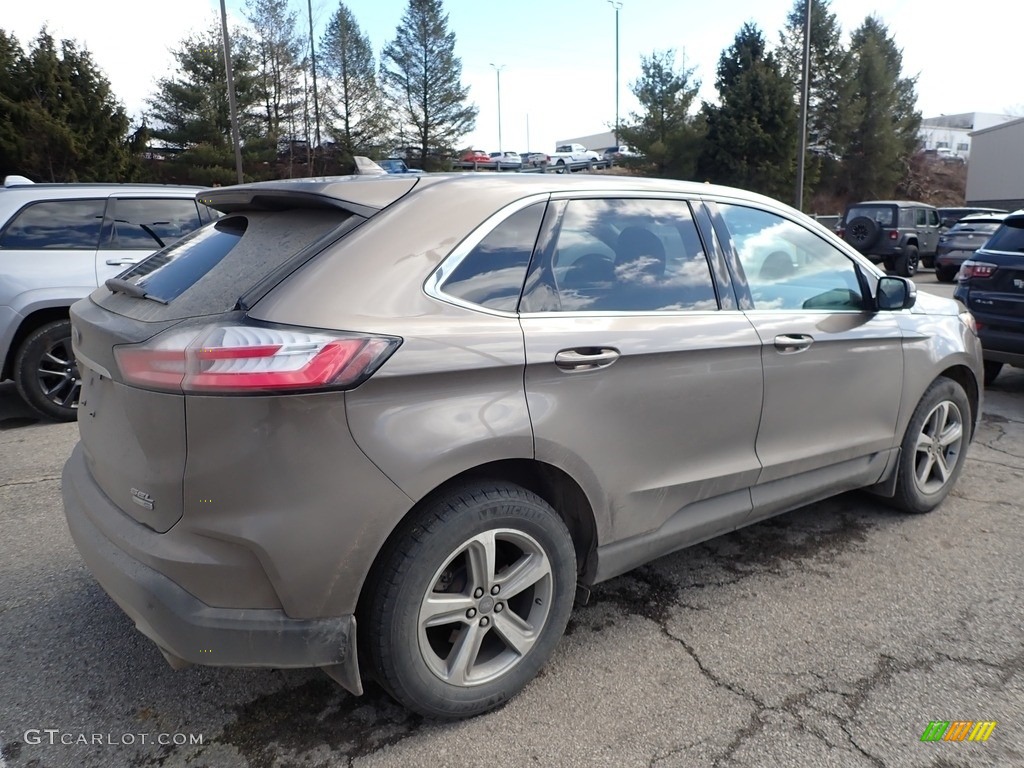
{"left": 1, "top": 276, "right": 1022, "bottom": 768}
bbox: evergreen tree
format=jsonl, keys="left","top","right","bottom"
{"left": 245, "top": 0, "right": 304, "bottom": 155}
{"left": 617, "top": 49, "right": 703, "bottom": 179}
{"left": 698, "top": 23, "right": 796, "bottom": 200}
{"left": 381, "top": 0, "right": 477, "bottom": 168}
{"left": 321, "top": 3, "right": 388, "bottom": 161}
{"left": 146, "top": 23, "right": 263, "bottom": 184}
{"left": 0, "top": 28, "right": 130, "bottom": 181}
{"left": 843, "top": 16, "right": 921, "bottom": 200}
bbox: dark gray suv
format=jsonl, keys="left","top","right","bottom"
{"left": 63, "top": 174, "right": 982, "bottom": 718}
{"left": 840, "top": 200, "right": 941, "bottom": 276}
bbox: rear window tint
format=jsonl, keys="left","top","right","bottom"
{"left": 845, "top": 206, "right": 894, "bottom": 227}
{"left": 96, "top": 209, "right": 352, "bottom": 321}
{"left": 984, "top": 219, "right": 1024, "bottom": 253}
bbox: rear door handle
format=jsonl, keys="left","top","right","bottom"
{"left": 774, "top": 334, "right": 814, "bottom": 353}
{"left": 105, "top": 258, "right": 140, "bottom": 266}
{"left": 554, "top": 348, "right": 620, "bottom": 371}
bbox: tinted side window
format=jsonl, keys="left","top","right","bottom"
{"left": 915, "top": 209, "right": 927, "bottom": 226}
{"left": 0, "top": 199, "right": 105, "bottom": 249}
{"left": 899, "top": 209, "right": 915, "bottom": 228}
{"left": 440, "top": 203, "right": 545, "bottom": 311}
{"left": 107, "top": 198, "right": 203, "bottom": 249}
{"left": 927, "top": 210, "right": 939, "bottom": 226}
{"left": 523, "top": 198, "right": 717, "bottom": 312}
{"left": 720, "top": 203, "right": 864, "bottom": 311}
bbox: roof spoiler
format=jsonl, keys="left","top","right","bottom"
{"left": 4, "top": 175, "right": 34, "bottom": 187}
{"left": 353, "top": 156, "right": 387, "bottom": 175}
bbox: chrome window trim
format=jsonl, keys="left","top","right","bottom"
{"left": 424, "top": 192, "right": 551, "bottom": 318}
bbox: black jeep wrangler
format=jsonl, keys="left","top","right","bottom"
{"left": 839, "top": 200, "right": 941, "bottom": 277}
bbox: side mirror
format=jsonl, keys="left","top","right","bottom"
{"left": 877, "top": 276, "right": 917, "bottom": 310}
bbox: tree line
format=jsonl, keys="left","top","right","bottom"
{"left": 618, "top": 0, "right": 921, "bottom": 210}
{"left": 1, "top": 0, "right": 921, "bottom": 210}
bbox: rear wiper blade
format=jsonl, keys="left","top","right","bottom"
{"left": 104, "top": 278, "right": 169, "bottom": 304}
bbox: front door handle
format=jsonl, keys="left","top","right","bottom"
{"left": 554, "top": 348, "right": 620, "bottom": 371}
{"left": 105, "top": 258, "right": 140, "bottom": 266}
{"left": 774, "top": 334, "right": 814, "bottom": 353}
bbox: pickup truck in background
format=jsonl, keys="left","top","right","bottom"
{"left": 548, "top": 143, "right": 602, "bottom": 172}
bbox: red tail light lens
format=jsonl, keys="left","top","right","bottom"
{"left": 888, "top": 230, "right": 899, "bottom": 240}
{"left": 958, "top": 260, "right": 996, "bottom": 281}
{"left": 115, "top": 321, "right": 400, "bottom": 394}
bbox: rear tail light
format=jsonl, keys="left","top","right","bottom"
{"left": 888, "top": 230, "right": 899, "bottom": 240}
{"left": 837, "top": 228, "right": 845, "bottom": 238}
{"left": 115, "top": 319, "right": 400, "bottom": 394}
{"left": 958, "top": 260, "right": 996, "bottom": 281}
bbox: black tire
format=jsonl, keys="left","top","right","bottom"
{"left": 896, "top": 245, "right": 918, "bottom": 277}
{"left": 13, "top": 319, "right": 80, "bottom": 421}
{"left": 935, "top": 266, "right": 957, "bottom": 283}
{"left": 843, "top": 216, "right": 880, "bottom": 251}
{"left": 921, "top": 254, "right": 935, "bottom": 269}
{"left": 889, "top": 378, "right": 971, "bottom": 514}
{"left": 362, "top": 483, "right": 577, "bottom": 718}
{"left": 555, "top": 159, "right": 567, "bottom": 174}
{"left": 983, "top": 361, "right": 1003, "bottom": 386}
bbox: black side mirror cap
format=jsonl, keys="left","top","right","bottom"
{"left": 877, "top": 276, "right": 917, "bottom": 310}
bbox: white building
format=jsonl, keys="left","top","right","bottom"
{"left": 554, "top": 131, "right": 617, "bottom": 152}
{"left": 966, "top": 117, "right": 1024, "bottom": 210}
{"left": 919, "top": 112, "right": 1017, "bottom": 159}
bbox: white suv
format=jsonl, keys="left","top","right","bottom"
{"left": 0, "top": 176, "right": 212, "bottom": 419}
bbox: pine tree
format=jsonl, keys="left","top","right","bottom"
{"left": 843, "top": 16, "right": 921, "bottom": 200}
{"left": 617, "top": 49, "right": 703, "bottom": 179}
{"left": 381, "top": 0, "right": 477, "bottom": 168}
{"left": 146, "top": 23, "right": 262, "bottom": 184}
{"left": 245, "top": 0, "right": 304, "bottom": 156}
{"left": 698, "top": 23, "right": 796, "bottom": 200}
{"left": 320, "top": 3, "right": 388, "bottom": 161}
{"left": 0, "top": 28, "right": 130, "bottom": 181}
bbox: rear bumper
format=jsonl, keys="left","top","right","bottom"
{"left": 62, "top": 446, "right": 362, "bottom": 693}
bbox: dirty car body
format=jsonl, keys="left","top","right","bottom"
{"left": 63, "top": 173, "right": 983, "bottom": 718}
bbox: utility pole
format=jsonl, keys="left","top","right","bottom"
{"left": 490, "top": 64, "right": 505, "bottom": 154}
{"left": 607, "top": 1, "right": 622, "bottom": 143}
{"left": 219, "top": 0, "right": 244, "bottom": 183}
{"left": 795, "top": 0, "right": 812, "bottom": 210}
{"left": 307, "top": 0, "right": 322, "bottom": 174}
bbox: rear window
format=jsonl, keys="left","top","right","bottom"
{"left": 949, "top": 221, "right": 1000, "bottom": 235}
{"left": 983, "top": 218, "right": 1024, "bottom": 253}
{"left": 97, "top": 209, "right": 352, "bottom": 321}
{"left": 845, "top": 206, "right": 894, "bottom": 227}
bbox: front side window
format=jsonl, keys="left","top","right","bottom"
{"left": 0, "top": 199, "right": 105, "bottom": 249}
{"left": 719, "top": 203, "right": 865, "bottom": 311}
{"left": 439, "top": 203, "right": 545, "bottom": 311}
{"left": 106, "top": 198, "right": 203, "bottom": 249}
{"left": 521, "top": 198, "right": 718, "bottom": 312}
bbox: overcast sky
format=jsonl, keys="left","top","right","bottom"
{"left": 6, "top": 0, "right": 1022, "bottom": 155}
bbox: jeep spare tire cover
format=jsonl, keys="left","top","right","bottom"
{"left": 844, "top": 216, "right": 880, "bottom": 251}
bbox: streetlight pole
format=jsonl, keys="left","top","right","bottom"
{"left": 219, "top": 0, "right": 243, "bottom": 183}
{"left": 490, "top": 63, "right": 505, "bottom": 154}
{"left": 795, "top": 0, "right": 812, "bottom": 210}
{"left": 607, "top": 1, "right": 622, "bottom": 143}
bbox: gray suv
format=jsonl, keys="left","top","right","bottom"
{"left": 0, "top": 176, "right": 211, "bottom": 419}
{"left": 62, "top": 174, "right": 983, "bottom": 719}
{"left": 840, "top": 200, "right": 941, "bottom": 276}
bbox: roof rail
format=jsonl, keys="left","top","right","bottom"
{"left": 4, "top": 175, "right": 34, "bottom": 187}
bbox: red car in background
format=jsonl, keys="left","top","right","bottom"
{"left": 460, "top": 149, "right": 491, "bottom": 164}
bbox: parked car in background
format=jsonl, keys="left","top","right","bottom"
{"left": 489, "top": 151, "right": 522, "bottom": 168}
{"left": 0, "top": 176, "right": 212, "bottom": 420}
{"left": 937, "top": 206, "right": 1008, "bottom": 232}
{"left": 547, "top": 143, "right": 601, "bottom": 172}
{"left": 461, "top": 149, "right": 491, "bottom": 164}
{"left": 63, "top": 172, "right": 981, "bottom": 721}
{"left": 934, "top": 212, "right": 1007, "bottom": 282}
{"left": 601, "top": 145, "right": 640, "bottom": 163}
{"left": 839, "top": 200, "right": 941, "bottom": 276}
{"left": 378, "top": 158, "right": 424, "bottom": 175}
{"left": 953, "top": 209, "right": 1024, "bottom": 385}
{"left": 520, "top": 152, "right": 549, "bottom": 168}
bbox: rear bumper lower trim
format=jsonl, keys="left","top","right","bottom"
{"left": 62, "top": 451, "right": 362, "bottom": 694}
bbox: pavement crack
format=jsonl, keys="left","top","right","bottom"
{"left": 976, "top": 439, "right": 1024, "bottom": 460}
{"left": 965, "top": 456, "right": 1024, "bottom": 471}
{"left": 0, "top": 475, "right": 61, "bottom": 488}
